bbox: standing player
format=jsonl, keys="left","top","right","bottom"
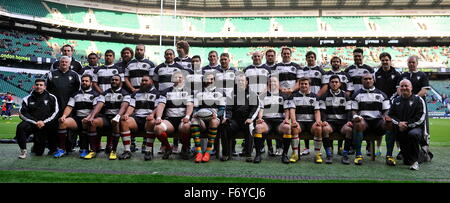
{"left": 272, "top": 48, "right": 302, "bottom": 95}
{"left": 345, "top": 48, "right": 374, "bottom": 94}
{"left": 81, "top": 53, "right": 99, "bottom": 79}
{"left": 319, "top": 75, "right": 353, "bottom": 164}
{"left": 55, "top": 74, "right": 100, "bottom": 158}
{"left": 256, "top": 76, "right": 292, "bottom": 163}
{"left": 175, "top": 40, "right": 192, "bottom": 70}
{"left": 124, "top": 44, "right": 156, "bottom": 94}
{"left": 350, "top": 74, "right": 390, "bottom": 165}
{"left": 202, "top": 51, "right": 221, "bottom": 73}
{"left": 50, "top": 44, "right": 83, "bottom": 75}
{"left": 244, "top": 52, "right": 271, "bottom": 95}
{"left": 153, "top": 49, "right": 187, "bottom": 91}
{"left": 185, "top": 55, "right": 204, "bottom": 95}
{"left": 153, "top": 71, "right": 194, "bottom": 160}
{"left": 115, "top": 47, "right": 134, "bottom": 80}
{"left": 92, "top": 50, "right": 124, "bottom": 94}
{"left": 85, "top": 74, "right": 131, "bottom": 159}
{"left": 374, "top": 52, "right": 401, "bottom": 159}
{"left": 215, "top": 53, "right": 237, "bottom": 98}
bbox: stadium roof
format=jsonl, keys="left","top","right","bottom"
{"left": 88, "top": 0, "right": 450, "bottom": 10}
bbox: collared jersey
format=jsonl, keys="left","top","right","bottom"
{"left": 153, "top": 62, "right": 186, "bottom": 91}
{"left": 286, "top": 91, "right": 320, "bottom": 122}
{"left": 261, "top": 91, "right": 290, "bottom": 119}
{"left": 272, "top": 62, "right": 302, "bottom": 89}
{"left": 322, "top": 69, "right": 353, "bottom": 92}
{"left": 351, "top": 87, "right": 390, "bottom": 120}
{"left": 302, "top": 65, "right": 325, "bottom": 94}
{"left": 399, "top": 71, "right": 430, "bottom": 96}
{"left": 93, "top": 64, "right": 125, "bottom": 92}
{"left": 344, "top": 64, "right": 374, "bottom": 93}
{"left": 243, "top": 64, "right": 271, "bottom": 95}
{"left": 67, "top": 88, "right": 100, "bottom": 117}
{"left": 97, "top": 87, "right": 131, "bottom": 116}
{"left": 125, "top": 58, "right": 155, "bottom": 88}
{"left": 319, "top": 89, "right": 351, "bottom": 122}
{"left": 175, "top": 56, "right": 193, "bottom": 71}
{"left": 158, "top": 86, "right": 194, "bottom": 118}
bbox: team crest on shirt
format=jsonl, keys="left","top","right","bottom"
{"left": 363, "top": 70, "right": 368, "bottom": 74}
{"left": 142, "top": 64, "right": 148, "bottom": 69}
{"left": 117, "top": 95, "right": 123, "bottom": 100}
{"left": 417, "top": 76, "right": 421, "bottom": 80}
{"left": 113, "top": 70, "right": 118, "bottom": 74}
{"left": 291, "top": 67, "right": 296, "bottom": 72}
{"left": 342, "top": 76, "right": 347, "bottom": 81}
{"left": 375, "top": 95, "right": 381, "bottom": 100}
{"left": 315, "top": 72, "right": 319, "bottom": 76}
{"left": 44, "top": 100, "right": 48, "bottom": 105}
{"left": 89, "top": 95, "right": 95, "bottom": 101}
{"left": 340, "top": 99, "right": 345, "bottom": 104}
{"left": 409, "top": 101, "right": 414, "bottom": 106}
{"left": 68, "top": 76, "right": 73, "bottom": 81}
{"left": 309, "top": 99, "right": 314, "bottom": 104}
{"left": 391, "top": 75, "right": 395, "bottom": 79}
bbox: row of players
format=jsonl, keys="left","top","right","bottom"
{"left": 16, "top": 43, "right": 432, "bottom": 169}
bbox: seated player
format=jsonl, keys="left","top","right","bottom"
{"left": 319, "top": 75, "right": 353, "bottom": 164}
{"left": 350, "top": 74, "right": 390, "bottom": 165}
{"left": 286, "top": 77, "right": 323, "bottom": 163}
{"left": 153, "top": 71, "right": 194, "bottom": 160}
{"left": 119, "top": 75, "right": 160, "bottom": 160}
{"left": 85, "top": 74, "right": 131, "bottom": 160}
{"left": 255, "top": 76, "right": 292, "bottom": 164}
{"left": 55, "top": 74, "right": 100, "bottom": 158}
{"left": 190, "top": 72, "right": 227, "bottom": 163}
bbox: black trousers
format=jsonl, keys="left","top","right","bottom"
{"left": 397, "top": 127, "right": 426, "bottom": 165}
{"left": 15, "top": 121, "right": 57, "bottom": 155}
{"left": 227, "top": 119, "right": 253, "bottom": 157}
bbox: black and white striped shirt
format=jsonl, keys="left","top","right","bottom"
{"left": 286, "top": 91, "right": 320, "bottom": 122}
{"left": 159, "top": 86, "right": 194, "bottom": 118}
{"left": 302, "top": 65, "right": 325, "bottom": 94}
{"left": 81, "top": 65, "right": 99, "bottom": 79}
{"left": 125, "top": 58, "right": 155, "bottom": 89}
{"left": 351, "top": 87, "right": 390, "bottom": 120}
{"left": 153, "top": 62, "right": 186, "bottom": 91}
{"left": 202, "top": 64, "right": 221, "bottom": 74}
{"left": 244, "top": 64, "right": 271, "bottom": 95}
{"left": 345, "top": 64, "right": 374, "bottom": 93}
{"left": 97, "top": 87, "right": 131, "bottom": 116}
{"left": 261, "top": 91, "right": 290, "bottom": 120}
{"left": 175, "top": 56, "right": 193, "bottom": 71}
{"left": 93, "top": 64, "right": 125, "bottom": 92}
{"left": 215, "top": 67, "right": 237, "bottom": 98}
{"left": 319, "top": 89, "right": 351, "bottom": 122}
{"left": 193, "top": 86, "right": 227, "bottom": 118}
{"left": 321, "top": 70, "right": 353, "bottom": 92}
{"left": 129, "top": 86, "right": 160, "bottom": 118}
{"left": 67, "top": 88, "right": 100, "bottom": 117}
{"left": 272, "top": 62, "right": 302, "bottom": 90}
{"left": 185, "top": 69, "right": 203, "bottom": 95}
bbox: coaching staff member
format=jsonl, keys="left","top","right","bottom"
{"left": 46, "top": 55, "right": 81, "bottom": 152}
{"left": 387, "top": 79, "right": 431, "bottom": 170}
{"left": 16, "top": 78, "right": 59, "bottom": 158}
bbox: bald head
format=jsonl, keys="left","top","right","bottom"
{"left": 399, "top": 79, "right": 413, "bottom": 98}
{"left": 252, "top": 52, "right": 262, "bottom": 65}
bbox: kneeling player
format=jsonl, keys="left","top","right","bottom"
{"left": 119, "top": 75, "right": 159, "bottom": 160}
{"left": 319, "top": 75, "right": 353, "bottom": 164}
{"left": 85, "top": 74, "right": 131, "bottom": 159}
{"left": 153, "top": 71, "right": 193, "bottom": 160}
{"left": 191, "top": 73, "right": 226, "bottom": 163}
{"left": 256, "top": 76, "right": 292, "bottom": 164}
{"left": 55, "top": 74, "right": 100, "bottom": 158}
{"left": 287, "top": 77, "right": 323, "bottom": 163}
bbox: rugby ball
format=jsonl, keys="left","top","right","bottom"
{"left": 195, "top": 108, "right": 213, "bottom": 120}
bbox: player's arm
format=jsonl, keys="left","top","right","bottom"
{"left": 59, "top": 106, "right": 73, "bottom": 123}
{"left": 92, "top": 82, "right": 103, "bottom": 94}
{"left": 124, "top": 77, "right": 136, "bottom": 93}
{"left": 317, "top": 84, "right": 328, "bottom": 97}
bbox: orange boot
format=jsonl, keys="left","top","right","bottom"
{"left": 195, "top": 153, "right": 203, "bottom": 163}
{"left": 202, "top": 152, "right": 211, "bottom": 162}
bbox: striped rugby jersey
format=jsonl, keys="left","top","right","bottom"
{"left": 97, "top": 87, "right": 131, "bottom": 116}
{"left": 93, "top": 64, "right": 125, "bottom": 92}
{"left": 351, "top": 87, "right": 390, "bottom": 120}
{"left": 193, "top": 86, "right": 227, "bottom": 118}
{"left": 185, "top": 69, "right": 203, "bottom": 95}
{"left": 80, "top": 65, "right": 99, "bottom": 79}
{"left": 301, "top": 65, "right": 326, "bottom": 95}
{"left": 272, "top": 62, "right": 302, "bottom": 90}
{"left": 202, "top": 64, "right": 221, "bottom": 74}
{"left": 158, "top": 86, "right": 194, "bottom": 118}
{"left": 286, "top": 91, "right": 320, "bottom": 122}
{"left": 125, "top": 58, "right": 155, "bottom": 89}
{"left": 261, "top": 91, "right": 290, "bottom": 120}
{"left": 175, "top": 56, "right": 193, "bottom": 71}
{"left": 321, "top": 69, "right": 353, "bottom": 92}
{"left": 243, "top": 64, "right": 271, "bottom": 95}
{"left": 153, "top": 62, "right": 186, "bottom": 91}
{"left": 129, "top": 86, "right": 160, "bottom": 118}
{"left": 319, "top": 89, "right": 351, "bottom": 122}
{"left": 344, "top": 64, "right": 374, "bottom": 93}
{"left": 215, "top": 67, "right": 237, "bottom": 98}
{"left": 67, "top": 88, "right": 100, "bottom": 117}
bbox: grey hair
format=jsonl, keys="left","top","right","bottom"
{"left": 408, "top": 55, "right": 419, "bottom": 63}
{"left": 399, "top": 78, "right": 412, "bottom": 87}
{"left": 60, "top": 55, "right": 71, "bottom": 61}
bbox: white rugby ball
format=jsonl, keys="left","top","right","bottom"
{"left": 196, "top": 108, "right": 213, "bottom": 120}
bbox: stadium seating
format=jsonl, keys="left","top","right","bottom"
{"left": 0, "top": 29, "right": 54, "bottom": 58}
{"left": 0, "top": 0, "right": 49, "bottom": 17}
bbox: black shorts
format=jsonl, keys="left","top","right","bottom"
{"left": 327, "top": 121, "right": 347, "bottom": 133}
{"left": 364, "top": 118, "right": 385, "bottom": 136}
{"left": 133, "top": 116, "right": 147, "bottom": 132}
{"left": 167, "top": 117, "right": 183, "bottom": 132}
{"left": 299, "top": 121, "right": 314, "bottom": 133}
{"left": 264, "top": 118, "right": 284, "bottom": 135}
{"left": 74, "top": 116, "right": 84, "bottom": 130}
{"left": 229, "top": 119, "right": 254, "bottom": 136}
{"left": 101, "top": 115, "right": 115, "bottom": 129}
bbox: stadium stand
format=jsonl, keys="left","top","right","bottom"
{"left": 0, "top": 29, "right": 54, "bottom": 58}
{"left": 0, "top": 0, "right": 49, "bottom": 17}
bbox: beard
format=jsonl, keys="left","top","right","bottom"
{"left": 81, "top": 84, "right": 90, "bottom": 90}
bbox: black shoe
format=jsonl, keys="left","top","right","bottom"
{"left": 281, "top": 154, "right": 290, "bottom": 164}
{"left": 144, "top": 151, "right": 153, "bottom": 161}
{"left": 180, "top": 148, "right": 190, "bottom": 160}
{"left": 396, "top": 151, "right": 403, "bottom": 160}
{"left": 253, "top": 154, "right": 261, "bottom": 163}
{"left": 245, "top": 156, "right": 253, "bottom": 162}
{"left": 220, "top": 155, "right": 231, "bottom": 162}
{"left": 260, "top": 148, "right": 265, "bottom": 154}
{"left": 348, "top": 149, "right": 355, "bottom": 155}
{"left": 268, "top": 147, "right": 275, "bottom": 157}
{"left": 130, "top": 143, "right": 137, "bottom": 152}
{"left": 162, "top": 148, "right": 172, "bottom": 160}
{"left": 104, "top": 146, "right": 111, "bottom": 154}
{"left": 119, "top": 151, "right": 132, "bottom": 160}
{"left": 341, "top": 156, "right": 350, "bottom": 165}
{"left": 325, "top": 156, "right": 333, "bottom": 164}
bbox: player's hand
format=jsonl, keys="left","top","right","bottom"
{"left": 399, "top": 122, "right": 408, "bottom": 132}
{"left": 291, "top": 121, "right": 299, "bottom": 128}
{"left": 384, "top": 115, "right": 392, "bottom": 122}
{"left": 82, "top": 117, "right": 90, "bottom": 124}
{"left": 256, "top": 118, "right": 264, "bottom": 124}
{"left": 212, "top": 113, "right": 217, "bottom": 120}
{"left": 346, "top": 121, "right": 353, "bottom": 128}
{"left": 352, "top": 115, "right": 363, "bottom": 123}
{"left": 283, "top": 119, "right": 290, "bottom": 125}
{"left": 322, "top": 121, "right": 329, "bottom": 127}
{"left": 59, "top": 115, "right": 66, "bottom": 123}
{"left": 145, "top": 114, "right": 153, "bottom": 121}
{"left": 36, "top": 121, "right": 45, "bottom": 129}
{"left": 121, "top": 114, "right": 130, "bottom": 121}
{"left": 155, "top": 117, "right": 162, "bottom": 125}
{"left": 245, "top": 119, "right": 253, "bottom": 125}
{"left": 182, "top": 117, "right": 190, "bottom": 123}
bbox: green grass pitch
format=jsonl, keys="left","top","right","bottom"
{"left": 0, "top": 116, "right": 449, "bottom": 183}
